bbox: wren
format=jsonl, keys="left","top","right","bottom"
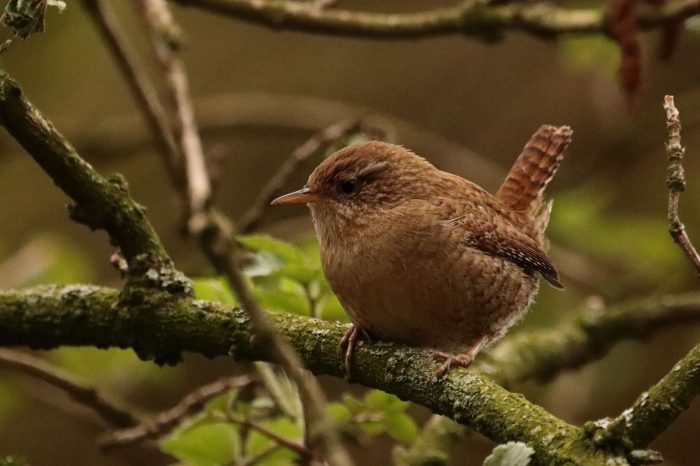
{"left": 272, "top": 125, "right": 572, "bottom": 377}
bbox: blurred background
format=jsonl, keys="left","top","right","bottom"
{"left": 0, "top": 0, "right": 699, "bottom": 464}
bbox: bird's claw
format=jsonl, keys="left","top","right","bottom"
{"left": 339, "top": 325, "right": 368, "bottom": 378}
{"left": 431, "top": 351, "right": 476, "bottom": 379}
{"left": 431, "top": 336, "right": 487, "bottom": 379}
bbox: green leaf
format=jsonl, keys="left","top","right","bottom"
{"left": 359, "top": 420, "right": 386, "bottom": 436}
{"left": 50, "top": 347, "right": 168, "bottom": 386}
{"left": 245, "top": 251, "right": 284, "bottom": 277}
{"left": 246, "top": 417, "right": 302, "bottom": 456}
{"left": 384, "top": 412, "right": 418, "bottom": 445}
{"left": 277, "top": 262, "right": 321, "bottom": 286}
{"left": 365, "top": 389, "right": 406, "bottom": 411}
{"left": 238, "top": 235, "right": 302, "bottom": 263}
{"left": 317, "top": 294, "right": 350, "bottom": 322}
{"left": 193, "top": 277, "right": 237, "bottom": 305}
{"left": 204, "top": 391, "right": 238, "bottom": 416}
{"left": 160, "top": 422, "right": 238, "bottom": 466}
{"left": 255, "top": 281, "right": 309, "bottom": 316}
{"left": 483, "top": 442, "right": 534, "bottom": 466}
{"left": 254, "top": 363, "right": 302, "bottom": 421}
{"left": 340, "top": 393, "right": 364, "bottom": 413}
{"left": 326, "top": 402, "right": 352, "bottom": 424}
{"left": 240, "top": 234, "right": 320, "bottom": 285}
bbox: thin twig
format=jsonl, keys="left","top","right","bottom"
{"left": 171, "top": 0, "right": 700, "bottom": 39}
{"left": 238, "top": 117, "right": 368, "bottom": 233}
{"left": 137, "top": 0, "right": 211, "bottom": 226}
{"left": 216, "top": 412, "right": 313, "bottom": 459}
{"left": 240, "top": 444, "right": 283, "bottom": 466}
{"left": 130, "top": 2, "right": 352, "bottom": 464}
{"left": 102, "top": 375, "right": 254, "bottom": 449}
{"left": 663, "top": 95, "right": 700, "bottom": 277}
{"left": 0, "top": 349, "right": 138, "bottom": 428}
{"left": 81, "top": 0, "right": 183, "bottom": 187}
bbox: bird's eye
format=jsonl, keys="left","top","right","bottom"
{"left": 339, "top": 179, "right": 357, "bottom": 194}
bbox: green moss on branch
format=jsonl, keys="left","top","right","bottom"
{"left": 6, "top": 286, "right": 699, "bottom": 464}
{"left": 605, "top": 343, "right": 700, "bottom": 448}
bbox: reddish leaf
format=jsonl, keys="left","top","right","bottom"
{"left": 607, "top": 0, "right": 642, "bottom": 107}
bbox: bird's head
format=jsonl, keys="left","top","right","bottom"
{"left": 271, "top": 141, "right": 437, "bottom": 234}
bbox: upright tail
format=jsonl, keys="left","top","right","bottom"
{"left": 496, "top": 125, "right": 573, "bottom": 246}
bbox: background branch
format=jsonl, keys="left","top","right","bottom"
{"left": 237, "top": 117, "right": 381, "bottom": 233}
{"left": 171, "top": 0, "right": 700, "bottom": 39}
{"left": 0, "top": 349, "right": 138, "bottom": 429}
{"left": 102, "top": 375, "right": 254, "bottom": 449}
{"left": 81, "top": 0, "right": 184, "bottom": 187}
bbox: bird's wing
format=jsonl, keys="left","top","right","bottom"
{"left": 463, "top": 228, "right": 562, "bottom": 288}
{"left": 442, "top": 203, "right": 562, "bottom": 289}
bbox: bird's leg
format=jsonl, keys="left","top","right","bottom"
{"left": 431, "top": 336, "right": 488, "bottom": 378}
{"left": 339, "top": 324, "right": 369, "bottom": 376}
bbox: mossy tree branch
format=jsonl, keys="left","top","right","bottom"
{"left": 171, "top": 0, "right": 700, "bottom": 40}
{"left": 0, "top": 71, "right": 185, "bottom": 289}
{"left": 605, "top": 342, "right": 700, "bottom": 448}
{"left": 398, "top": 293, "right": 700, "bottom": 465}
{"left": 2, "top": 285, "right": 699, "bottom": 464}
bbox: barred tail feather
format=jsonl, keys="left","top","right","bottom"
{"left": 496, "top": 125, "right": 573, "bottom": 219}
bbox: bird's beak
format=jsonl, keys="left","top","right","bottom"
{"left": 270, "top": 187, "right": 320, "bottom": 205}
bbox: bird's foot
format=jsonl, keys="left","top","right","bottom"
{"left": 431, "top": 336, "right": 488, "bottom": 379}
{"left": 338, "top": 324, "right": 369, "bottom": 377}
{"left": 431, "top": 352, "right": 476, "bottom": 379}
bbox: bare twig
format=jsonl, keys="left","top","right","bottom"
{"left": 102, "top": 375, "right": 254, "bottom": 449}
{"left": 663, "top": 95, "right": 700, "bottom": 277}
{"left": 237, "top": 117, "right": 370, "bottom": 233}
{"left": 216, "top": 412, "right": 313, "bottom": 459}
{"left": 137, "top": 0, "right": 211, "bottom": 224}
{"left": 81, "top": 0, "right": 183, "bottom": 187}
{"left": 0, "top": 38, "right": 14, "bottom": 54}
{"left": 128, "top": 2, "right": 352, "bottom": 464}
{"left": 170, "top": 0, "right": 700, "bottom": 39}
{"left": 241, "top": 444, "right": 283, "bottom": 466}
{"left": 0, "top": 349, "right": 138, "bottom": 428}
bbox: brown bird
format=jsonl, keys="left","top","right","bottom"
{"left": 272, "top": 125, "right": 572, "bottom": 377}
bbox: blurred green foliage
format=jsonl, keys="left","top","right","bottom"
{"left": 558, "top": 36, "right": 619, "bottom": 75}
{"left": 0, "top": 235, "right": 94, "bottom": 287}
{"left": 328, "top": 390, "right": 418, "bottom": 446}
{"left": 0, "top": 456, "right": 29, "bottom": 466}
{"left": 549, "top": 182, "right": 684, "bottom": 289}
